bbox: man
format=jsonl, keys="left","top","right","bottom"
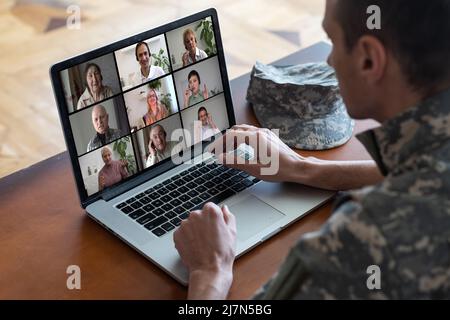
{"left": 132, "top": 41, "right": 165, "bottom": 86}
{"left": 195, "top": 106, "right": 220, "bottom": 142}
{"left": 182, "top": 28, "right": 208, "bottom": 67}
{"left": 174, "top": 0, "right": 450, "bottom": 299}
{"left": 87, "top": 104, "right": 123, "bottom": 152}
{"left": 98, "top": 146, "right": 128, "bottom": 191}
{"left": 145, "top": 124, "right": 183, "bottom": 167}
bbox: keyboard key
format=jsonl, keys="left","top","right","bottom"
{"left": 199, "top": 167, "right": 209, "bottom": 174}
{"left": 144, "top": 188, "right": 155, "bottom": 194}
{"left": 217, "top": 166, "right": 227, "bottom": 172}
{"left": 242, "top": 179, "right": 253, "bottom": 187}
{"left": 130, "top": 201, "right": 142, "bottom": 210}
{"left": 231, "top": 176, "right": 243, "bottom": 183}
{"left": 187, "top": 190, "right": 199, "bottom": 197}
{"left": 207, "top": 189, "right": 236, "bottom": 205}
{"left": 120, "top": 206, "right": 133, "bottom": 214}
{"left": 199, "top": 192, "right": 211, "bottom": 201}
{"left": 186, "top": 182, "right": 198, "bottom": 189}
{"left": 219, "top": 173, "right": 232, "bottom": 180}
{"left": 205, "top": 181, "right": 215, "bottom": 188}
{"left": 170, "top": 198, "right": 182, "bottom": 207}
{"left": 154, "top": 183, "right": 164, "bottom": 189}
{"left": 160, "top": 195, "right": 173, "bottom": 203}
{"left": 208, "top": 188, "right": 219, "bottom": 195}
{"left": 179, "top": 212, "right": 190, "bottom": 220}
{"left": 178, "top": 186, "right": 189, "bottom": 193}
{"left": 166, "top": 183, "right": 177, "bottom": 191}
{"left": 116, "top": 202, "right": 127, "bottom": 209}
{"left": 161, "top": 222, "right": 175, "bottom": 232}
{"left": 152, "top": 208, "right": 165, "bottom": 216}
{"left": 180, "top": 170, "right": 189, "bottom": 176}
{"left": 162, "top": 179, "right": 172, "bottom": 185}
{"left": 179, "top": 194, "right": 191, "bottom": 202}
{"left": 231, "top": 183, "right": 246, "bottom": 192}
{"left": 144, "top": 216, "right": 168, "bottom": 230}
{"left": 151, "top": 227, "right": 166, "bottom": 237}
{"left": 129, "top": 209, "right": 146, "bottom": 219}
{"left": 252, "top": 178, "right": 261, "bottom": 183}
{"left": 173, "top": 206, "right": 185, "bottom": 215}
{"left": 169, "top": 190, "right": 181, "bottom": 198}
{"left": 126, "top": 197, "right": 136, "bottom": 204}
{"left": 187, "top": 167, "right": 197, "bottom": 172}
{"left": 148, "top": 193, "right": 161, "bottom": 200}
{"left": 191, "top": 197, "right": 202, "bottom": 205}
{"left": 182, "top": 201, "right": 195, "bottom": 210}
{"left": 240, "top": 172, "right": 250, "bottom": 178}
{"left": 171, "top": 217, "right": 182, "bottom": 226}
{"left": 191, "top": 171, "right": 201, "bottom": 178}
{"left": 170, "top": 174, "right": 181, "bottom": 181}
{"left": 203, "top": 173, "right": 213, "bottom": 180}
{"left": 143, "top": 204, "right": 155, "bottom": 212}
{"left": 173, "top": 179, "right": 186, "bottom": 186}
{"left": 140, "top": 197, "right": 151, "bottom": 204}
{"left": 151, "top": 199, "right": 163, "bottom": 207}
{"left": 137, "top": 213, "right": 156, "bottom": 225}
{"left": 161, "top": 203, "right": 174, "bottom": 211}
{"left": 136, "top": 192, "right": 146, "bottom": 199}
{"left": 212, "top": 177, "right": 222, "bottom": 184}
{"left": 216, "top": 184, "right": 227, "bottom": 191}
{"left": 157, "top": 187, "right": 169, "bottom": 195}
{"left": 194, "top": 177, "right": 206, "bottom": 184}
{"left": 196, "top": 185, "right": 207, "bottom": 193}
{"left": 165, "top": 211, "right": 176, "bottom": 219}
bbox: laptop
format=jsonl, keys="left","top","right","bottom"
{"left": 50, "top": 8, "right": 334, "bottom": 285}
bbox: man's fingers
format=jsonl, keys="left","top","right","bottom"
{"left": 221, "top": 205, "right": 236, "bottom": 228}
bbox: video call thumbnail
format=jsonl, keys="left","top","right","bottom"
{"left": 173, "top": 55, "right": 223, "bottom": 110}
{"left": 79, "top": 136, "right": 138, "bottom": 196}
{"left": 115, "top": 34, "right": 171, "bottom": 91}
{"left": 165, "top": 17, "right": 216, "bottom": 72}
{"left": 60, "top": 53, "right": 122, "bottom": 113}
{"left": 181, "top": 93, "right": 229, "bottom": 147}
{"left": 69, "top": 96, "right": 130, "bottom": 156}
{"left": 123, "top": 74, "right": 178, "bottom": 132}
{"left": 132, "top": 115, "right": 186, "bottom": 171}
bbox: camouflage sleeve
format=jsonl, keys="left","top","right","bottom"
{"left": 253, "top": 197, "right": 393, "bottom": 299}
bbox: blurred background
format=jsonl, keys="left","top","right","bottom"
{"left": 0, "top": 0, "right": 327, "bottom": 178}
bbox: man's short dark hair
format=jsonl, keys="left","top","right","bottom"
{"left": 335, "top": 0, "right": 450, "bottom": 94}
{"left": 188, "top": 70, "right": 201, "bottom": 84}
{"left": 135, "top": 42, "right": 151, "bottom": 61}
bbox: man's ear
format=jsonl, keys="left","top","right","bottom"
{"left": 355, "top": 35, "right": 387, "bottom": 85}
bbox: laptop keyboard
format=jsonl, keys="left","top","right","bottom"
{"left": 115, "top": 162, "right": 261, "bottom": 237}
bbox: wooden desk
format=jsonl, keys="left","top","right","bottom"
{"left": 0, "top": 42, "right": 378, "bottom": 299}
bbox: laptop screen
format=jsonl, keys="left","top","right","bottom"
{"left": 53, "top": 10, "right": 233, "bottom": 201}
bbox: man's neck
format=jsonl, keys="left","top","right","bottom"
{"left": 141, "top": 65, "right": 150, "bottom": 77}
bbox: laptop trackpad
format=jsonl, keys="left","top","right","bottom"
{"left": 228, "top": 195, "right": 285, "bottom": 241}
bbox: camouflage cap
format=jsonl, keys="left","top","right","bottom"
{"left": 247, "top": 61, "right": 354, "bottom": 150}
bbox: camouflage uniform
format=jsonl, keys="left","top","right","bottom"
{"left": 253, "top": 88, "right": 450, "bottom": 299}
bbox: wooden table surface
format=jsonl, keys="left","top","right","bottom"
{"left": 0, "top": 42, "right": 378, "bottom": 299}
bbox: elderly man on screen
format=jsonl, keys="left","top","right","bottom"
{"left": 87, "top": 105, "right": 123, "bottom": 152}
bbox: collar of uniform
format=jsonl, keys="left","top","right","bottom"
{"left": 356, "top": 86, "right": 450, "bottom": 176}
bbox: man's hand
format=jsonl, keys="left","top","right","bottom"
{"left": 207, "top": 124, "right": 306, "bottom": 183}
{"left": 174, "top": 202, "right": 236, "bottom": 300}
{"left": 207, "top": 124, "right": 384, "bottom": 190}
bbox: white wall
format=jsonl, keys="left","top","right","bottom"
{"left": 173, "top": 55, "right": 223, "bottom": 110}
{"left": 115, "top": 34, "right": 169, "bottom": 90}
{"left": 78, "top": 137, "right": 135, "bottom": 196}
{"left": 166, "top": 18, "right": 213, "bottom": 71}
{"left": 70, "top": 98, "right": 123, "bottom": 156}
{"left": 123, "top": 74, "right": 178, "bottom": 129}
{"left": 60, "top": 69, "right": 74, "bottom": 112}
{"left": 180, "top": 94, "right": 229, "bottom": 147}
